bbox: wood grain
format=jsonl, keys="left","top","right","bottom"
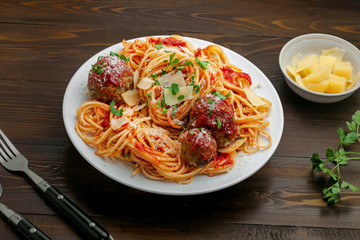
{"left": 1, "top": 0, "right": 360, "bottom": 239}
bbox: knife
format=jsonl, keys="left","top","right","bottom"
{"left": 0, "top": 184, "right": 52, "bottom": 240}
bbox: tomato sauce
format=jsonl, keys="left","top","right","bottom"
{"left": 213, "top": 153, "right": 233, "bottom": 168}
{"left": 155, "top": 37, "right": 186, "bottom": 47}
{"left": 221, "top": 66, "right": 252, "bottom": 86}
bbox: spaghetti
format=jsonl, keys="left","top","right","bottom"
{"left": 75, "top": 35, "right": 272, "bottom": 184}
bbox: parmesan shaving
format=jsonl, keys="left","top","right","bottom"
{"left": 133, "top": 70, "right": 139, "bottom": 89}
{"left": 122, "top": 90, "right": 140, "bottom": 106}
{"left": 158, "top": 71, "right": 186, "bottom": 87}
{"left": 164, "top": 86, "right": 193, "bottom": 105}
{"left": 110, "top": 117, "right": 130, "bottom": 130}
{"left": 133, "top": 103, "right": 147, "bottom": 111}
{"left": 243, "top": 88, "right": 267, "bottom": 107}
{"left": 137, "top": 77, "right": 154, "bottom": 90}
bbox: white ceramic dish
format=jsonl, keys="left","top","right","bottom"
{"left": 279, "top": 33, "right": 360, "bottom": 103}
{"left": 63, "top": 36, "right": 284, "bottom": 195}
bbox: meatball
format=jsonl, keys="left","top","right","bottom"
{"left": 88, "top": 55, "right": 134, "bottom": 103}
{"left": 189, "top": 94, "right": 237, "bottom": 148}
{"left": 179, "top": 128, "right": 217, "bottom": 167}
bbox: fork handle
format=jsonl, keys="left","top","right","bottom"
{"left": 43, "top": 185, "right": 112, "bottom": 240}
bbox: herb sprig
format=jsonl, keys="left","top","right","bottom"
{"left": 311, "top": 110, "right": 360, "bottom": 206}
{"left": 110, "top": 101, "right": 123, "bottom": 117}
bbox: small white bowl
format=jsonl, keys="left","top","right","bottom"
{"left": 279, "top": 33, "right": 360, "bottom": 103}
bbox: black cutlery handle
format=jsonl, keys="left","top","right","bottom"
{"left": 17, "top": 218, "right": 51, "bottom": 240}
{"left": 44, "top": 185, "right": 111, "bottom": 240}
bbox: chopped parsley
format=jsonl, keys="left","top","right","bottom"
{"left": 217, "top": 119, "right": 222, "bottom": 129}
{"left": 151, "top": 73, "right": 159, "bottom": 80}
{"left": 169, "top": 83, "right": 180, "bottom": 95}
{"left": 110, "top": 101, "right": 123, "bottom": 117}
{"left": 172, "top": 105, "right": 177, "bottom": 118}
{"left": 162, "top": 107, "right": 167, "bottom": 114}
{"left": 195, "top": 57, "right": 209, "bottom": 70}
{"left": 124, "top": 153, "right": 130, "bottom": 157}
{"left": 110, "top": 51, "right": 129, "bottom": 62}
{"left": 211, "top": 91, "right": 231, "bottom": 100}
{"left": 184, "top": 60, "right": 194, "bottom": 66}
{"left": 92, "top": 63, "right": 104, "bottom": 74}
{"left": 152, "top": 79, "right": 160, "bottom": 85}
{"left": 147, "top": 93, "right": 152, "bottom": 101}
{"left": 193, "top": 84, "right": 200, "bottom": 94}
{"left": 208, "top": 99, "right": 215, "bottom": 115}
{"left": 154, "top": 42, "right": 163, "bottom": 50}
{"left": 177, "top": 95, "right": 185, "bottom": 101}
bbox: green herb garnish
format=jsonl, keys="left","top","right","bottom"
{"left": 169, "top": 83, "right": 180, "bottom": 95}
{"left": 311, "top": 110, "right": 360, "bottom": 206}
{"left": 110, "top": 51, "right": 129, "bottom": 62}
{"left": 211, "top": 91, "right": 230, "bottom": 100}
{"left": 92, "top": 63, "right": 104, "bottom": 74}
{"left": 195, "top": 57, "right": 209, "bottom": 70}
{"left": 217, "top": 119, "right": 222, "bottom": 129}
{"left": 110, "top": 101, "right": 123, "bottom": 117}
{"left": 155, "top": 42, "right": 163, "bottom": 50}
{"left": 177, "top": 95, "right": 185, "bottom": 101}
{"left": 147, "top": 93, "right": 152, "bottom": 101}
{"left": 208, "top": 99, "right": 215, "bottom": 115}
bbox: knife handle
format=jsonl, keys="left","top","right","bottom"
{"left": 17, "top": 217, "right": 52, "bottom": 240}
{"left": 43, "top": 185, "right": 111, "bottom": 240}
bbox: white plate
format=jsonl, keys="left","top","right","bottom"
{"left": 63, "top": 36, "right": 284, "bottom": 195}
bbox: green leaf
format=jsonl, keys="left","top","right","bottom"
{"left": 155, "top": 42, "right": 163, "bottom": 50}
{"left": 110, "top": 51, "right": 129, "bottom": 62}
{"left": 311, "top": 153, "right": 324, "bottom": 173}
{"left": 217, "top": 119, "right": 222, "bottom": 129}
{"left": 346, "top": 121, "right": 357, "bottom": 132}
{"left": 177, "top": 95, "right": 184, "bottom": 101}
{"left": 110, "top": 51, "right": 120, "bottom": 57}
{"left": 341, "top": 180, "right": 350, "bottom": 189}
{"left": 147, "top": 93, "right": 152, "bottom": 101}
{"left": 319, "top": 164, "right": 337, "bottom": 180}
{"left": 208, "top": 99, "right": 215, "bottom": 115}
{"left": 195, "top": 57, "right": 209, "bottom": 70}
{"left": 184, "top": 60, "right": 194, "bottom": 66}
{"left": 169, "top": 83, "right": 180, "bottom": 95}
{"left": 326, "top": 147, "right": 336, "bottom": 161}
{"left": 349, "top": 184, "right": 360, "bottom": 192}
{"left": 335, "top": 148, "right": 350, "bottom": 166}
{"left": 120, "top": 54, "right": 130, "bottom": 62}
{"left": 338, "top": 128, "right": 358, "bottom": 146}
{"left": 327, "top": 193, "right": 340, "bottom": 206}
{"left": 192, "top": 84, "right": 200, "bottom": 94}
{"left": 110, "top": 101, "right": 123, "bottom": 117}
{"left": 211, "top": 91, "right": 229, "bottom": 100}
{"left": 352, "top": 110, "right": 360, "bottom": 125}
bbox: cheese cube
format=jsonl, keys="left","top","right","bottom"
{"left": 333, "top": 61, "right": 353, "bottom": 80}
{"left": 303, "top": 79, "right": 330, "bottom": 93}
{"left": 286, "top": 65, "right": 298, "bottom": 81}
{"left": 325, "top": 74, "right": 347, "bottom": 93}
{"left": 296, "top": 54, "right": 319, "bottom": 78}
{"left": 319, "top": 55, "right": 337, "bottom": 70}
{"left": 303, "top": 66, "right": 331, "bottom": 83}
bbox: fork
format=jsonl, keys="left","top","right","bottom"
{"left": 0, "top": 130, "right": 113, "bottom": 240}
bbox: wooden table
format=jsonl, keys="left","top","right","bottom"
{"left": 1, "top": 1, "right": 360, "bottom": 239}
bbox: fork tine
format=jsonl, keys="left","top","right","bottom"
{"left": 0, "top": 130, "right": 19, "bottom": 158}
